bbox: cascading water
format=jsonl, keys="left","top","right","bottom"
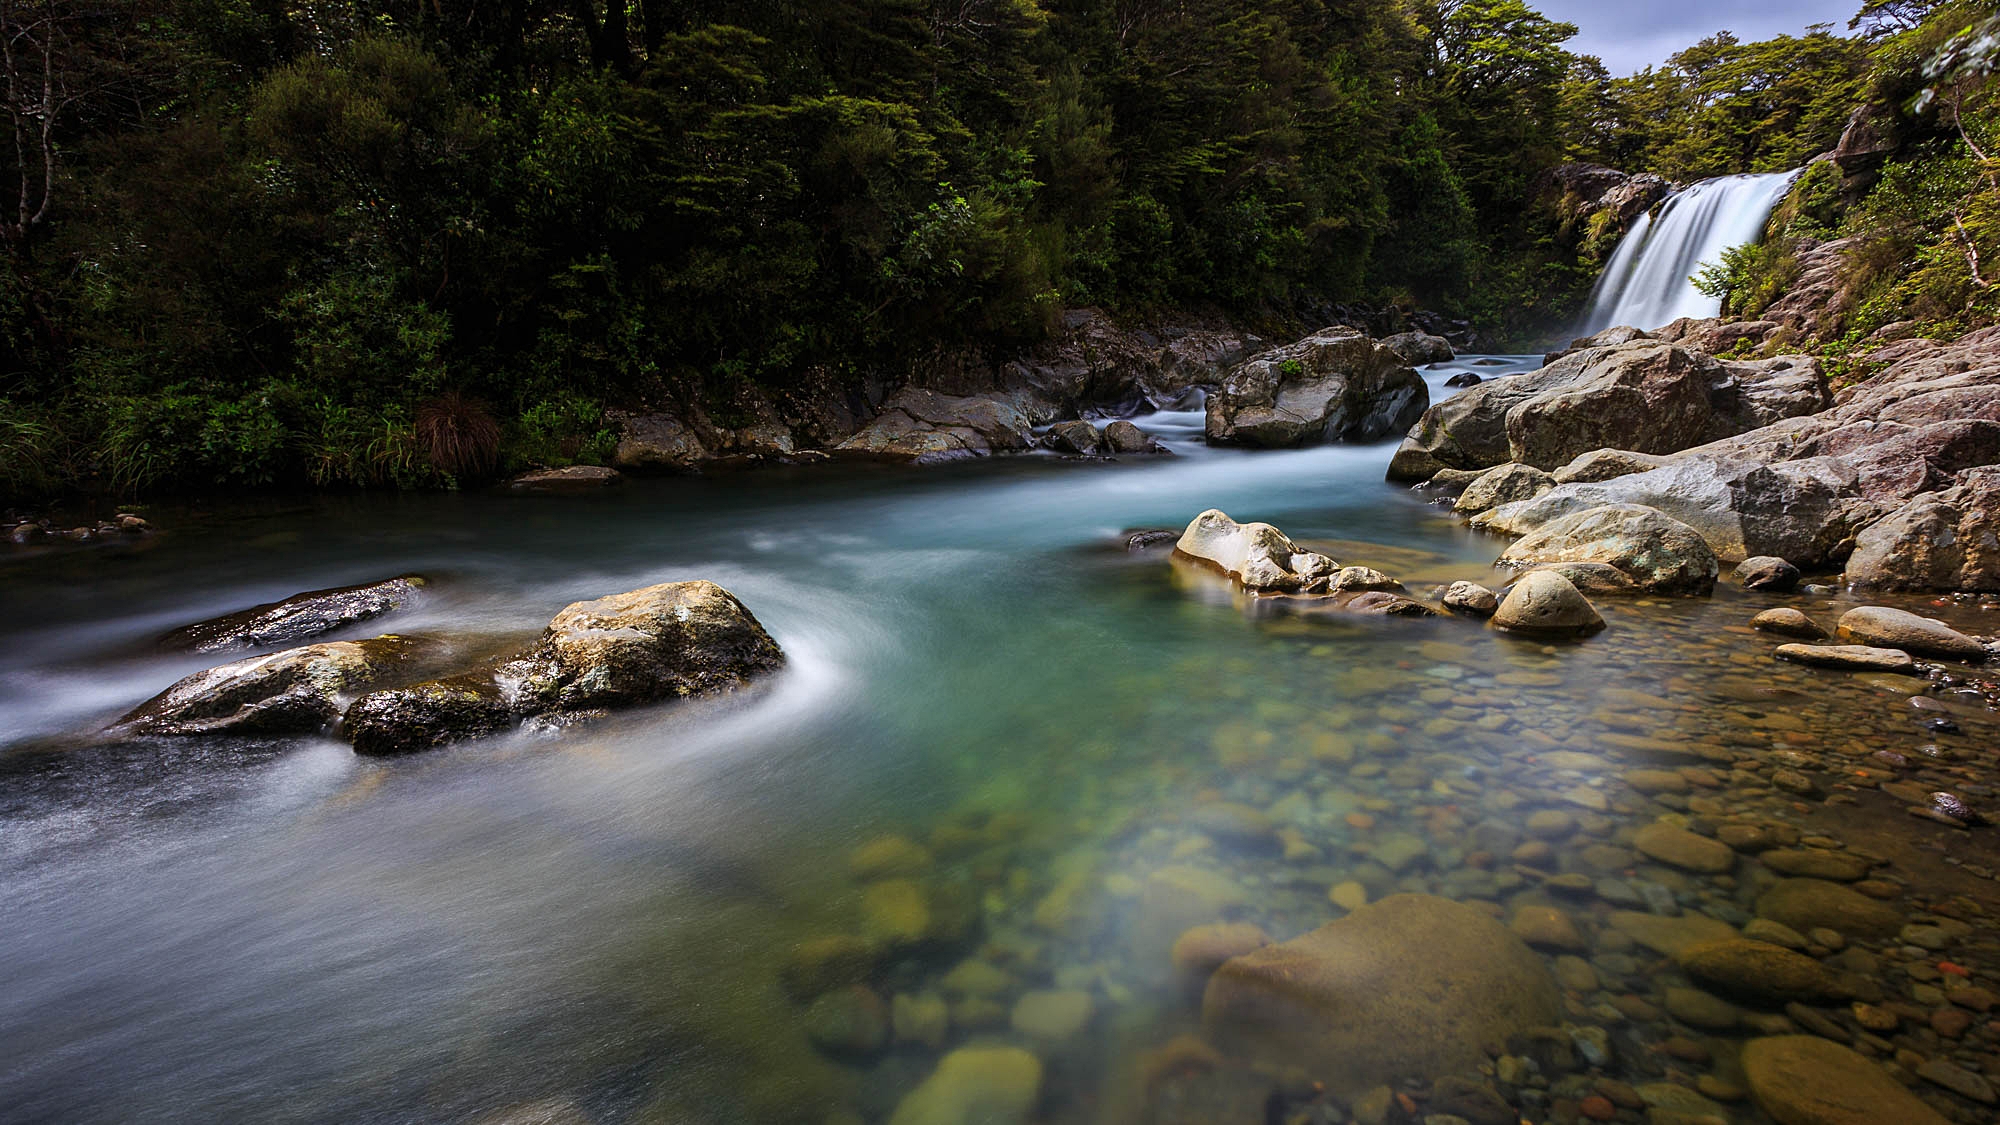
{"left": 1580, "top": 170, "right": 1801, "bottom": 333}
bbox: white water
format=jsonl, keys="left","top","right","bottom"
{"left": 1581, "top": 170, "right": 1801, "bottom": 333}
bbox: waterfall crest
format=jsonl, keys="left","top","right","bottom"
{"left": 1580, "top": 171, "right": 1800, "bottom": 334}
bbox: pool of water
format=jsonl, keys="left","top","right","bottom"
{"left": 4, "top": 355, "right": 1998, "bottom": 1125}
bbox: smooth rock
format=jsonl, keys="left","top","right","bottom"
{"left": 1208, "top": 327, "right": 1428, "bottom": 448}
{"left": 1102, "top": 420, "right": 1168, "bottom": 455}
{"left": 1441, "top": 581, "right": 1499, "bottom": 616}
{"left": 887, "top": 1047, "right": 1043, "bottom": 1125}
{"left": 1761, "top": 849, "right": 1873, "bottom": 883}
{"left": 1773, "top": 644, "right": 1917, "bottom": 673}
{"left": 1498, "top": 504, "right": 1720, "bottom": 595}
{"left": 115, "top": 637, "right": 421, "bottom": 738}
{"left": 1834, "top": 606, "right": 1984, "bottom": 662}
{"left": 1010, "top": 990, "right": 1094, "bottom": 1043}
{"left": 1174, "top": 509, "right": 1337, "bottom": 592}
{"left": 1679, "top": 939, "right": 1850, "bottom": 1005}
{"left": 1742, "top": 1035, "right": 1950, "bottom": 1125}
{"left": 1202, "top": 894, "right": 1561, "bottom": 1099}
{"left": 1454, "top": 463, "right": 1558, "bottom": 515}
{"left": 1752, "top": 608, "right": 1827, "bottom": 639}
{"left": 1633, "top": 822, "right": 1735, "bottom": 874}
{"left": 1491, "top": 571, "right": 1605, "bottom": 636}
{"left": 1756, "top": 879, "right": 1905, "bottom": 942}
{"left": 1737, "top": 556, "right": 1801, "bottom": 591}
{"left": 1041, "top": 419, "right": 1104, "bottom": 455}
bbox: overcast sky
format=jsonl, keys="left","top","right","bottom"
{"left": 1533, "top": 0, "right": 1862, "bottom": 74}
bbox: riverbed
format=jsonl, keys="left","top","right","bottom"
{"left": 4, "top": 356, "right": 1999, "bottom": 1125}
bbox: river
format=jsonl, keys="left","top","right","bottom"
{"left": 4, "top": 354, "right": 1998, "bottom": 1125}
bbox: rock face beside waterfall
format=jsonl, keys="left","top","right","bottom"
{"left": 1462, "top": 328, "right": 2000, "bottom": 577}
{"left": 1385, "top": 339, "right": 1829, "bottom": 481}
{"left": 1206, "top": 328, "right": 1428, "bottom": 448}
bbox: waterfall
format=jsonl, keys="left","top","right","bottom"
{"left": 1580, "top": 171, "right": 1801, "bottom": 334}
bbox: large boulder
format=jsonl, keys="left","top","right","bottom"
{"left": 1206, "top": 327, "right": 1428, "bottom": 448}
{"left": 160, "top": 576, "right": 427, "bottom": 653}
{"left": 343, "top": 581, "right": 784, "bottom": 754}
{"left": 1743, "top": 1036, "right": 1951, "bottom": 1125}
{"left": 1201, "top": 894, "right": 1561, "bottom": 1099}
{"left": 1755, "top": 879, "right": 1904, "bottom": 941}
{"left": 1174, "top": 510, "right": 1338, "bottom": 591}
{"left": 1452, "top": 463, "right": 1557, "bottom": 516}
{"left": 1497, "top": 504, "right": 1720, "bottom": 595}
{"left": 1386, "top": 340, "right": 1829, "bottom": 481}
{"left": 835, "top": 388, "right": 1042, "bottom": 462}
{"left": 1846, "top": 468, "right": 2000, "bottom": 591}
{"left": 612, "top": 411, "right": 712, "bottom": 472}
{"left": 1474, "top": 457, "right": 1858, "bottom": 566}
{"left": 114, "top": 637, "right": 422, "bottom": 737}
{"left": 1380, "top": 331, "right": 1454, "bottom": 365}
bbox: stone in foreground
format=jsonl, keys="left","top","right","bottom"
{"left": 1833, "top": 606, "right": 1984, "bottom": 663}
{"left": 1174, "top": 509, "right": 1337, "bottom": 591}
{"left": 160, "top": 575, "right": 427, "bottom": 653}
{"left": 1201, "top": 894, "right": 1561, "bottom": 1099}
{"left": 1773, "top": 644, "right": 1918, "bottom": 673}
{"left": 886, "top": 1046, "right": 1042, "bottom": 1125}
{"left": 1497, "top": 503, "right": 1719, "bottom": 595}
{"left": 1742, "top": 1035, "right": 1950, "bottom": 1125}
{"left": 1751, "top": 608, "right": 1826, "bottom": 639}
{"left": 1490, "top": 571, "right": 1604, "bottom": 636}
{"left": 116, "top": 637, "right": 421, "bottom": 737}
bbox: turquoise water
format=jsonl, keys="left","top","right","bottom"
{"left": 5, "top": 355, "right": 1993, "bottom": 1124}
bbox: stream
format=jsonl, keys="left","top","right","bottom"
{"left": 4, "top": 354, "right": 1999, "bottom": 1125}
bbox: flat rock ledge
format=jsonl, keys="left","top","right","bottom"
{"left": 160, "top": 575, "right": 428, "bottom": 653}
{"left": 1773, "top": 644, "right": 1918, "bottom": 673}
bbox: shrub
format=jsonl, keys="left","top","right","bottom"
{"left": 415, "top": 391, "right": 500, "bottom": 482}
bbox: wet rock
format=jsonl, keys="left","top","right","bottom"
{"left": 1339, "top": 591, "right": 1437, "bottom": 616}
{"left": 1552, "top": 448, "right": 1675, "bottom": 484}
{"left": 506, "top": 465, "right": 621, "bottom": 493}
{"left": 346, "top": 580, "right": 784, "bottom": 754}
{"left": 1743, "top": 919, "right": 1809, "bottom": 948}
{"left": 1173, "top": 509, "right": 1337, "bottom": 591}
{"left": 1123, "top": 528, "right": 1180, "bottom": 551}
{"left": 1041, "top": 419, "right": 1105, "bottom": 455}
{"left": 1187, "top": 801, "right": 1275, "bottom": 847}
{"left": 1442, "top": 581, "right": 1499, "bottom": 617}
{"left": 1386, "top": 341, "right": 1827, "bottom": 481}
{"left": 1632, "top": 822, "right": 1735, "bottom": 873}
{"left": 1491, "top": 571, "right": 1604, "bottom": 636}
{"left": 1742, "top": 1035, "right": 1951, "bottom": 1125}
{"left": 1207, "top": 327, "right": 1427, "bottom": 448}
{"left": 1426, "top": 467, "right": 1488, "bottom": 494}
{"left": 1497, "top": 504, "right": 1719, "bottom": 595}
{"left": 1445, "top": 371, "right": 1482, "bottom": 388}
{"left": 1201, "top": 894, "right": 1561, "bottom": 1099}
{"left": 1752, "top": 609, "right": 1827, "bottom": 639}
{"left": 114, "top": 637, "right": 421, "bottom": 738}
{"left": 160, "top": 575, "right": 428, "bottom": 653}
{"left": 892, "top": 991, "right": 949, "bottom": 1049}
{"left": 1755, "top": 879, "right": 1905, "bottom": 942}
{"left": 1915, "top": 1058, "right": 1996, "bottom": 1103}
{"left": 1381, "top": 331, "right": 1455, "bottom": 365}
{"left": 1761, "top": 849, "right": 1873, "bottom": 882}
{"left": 345, "top": 675, "right": 520, "bottom": 756}
{"left": 1665, "top": 986, "right": 1741, "bottom": 1030}
{"left": 1171, "top": 922, "right": 1272, "bottom": 981}
{"left": 1607, "top": 910, "right": 1738, "bottom": 957}
{"left": 1678, "top": 939, "right": 1850, "bottom": 1005}
{"left": 1773, "top": 644, "right": 1918, "bottom": 673}
{"left": 886, "top": 1046, "right": 1042, "bottom": 1125}
{"left": 531, "top": 579, "right": 784, "bottom": 710}
{"left": 1330, "top": 566, "right": 1405, "bottom": 593}
{"left": 1737, "top": 556, "right": 1801, "bottom": 591}
{"left": 1453, "top": 463, "right": 1557, "bottom": 516}
{"left": 861, "top": 878, "right": 977, "bottom": 951}
{"left": 1010, "top": 989, "right": 1093, "bottom": 1043}
{"left": 781, "top": 935, "right": 879, "bottom": 1002}
{"left": 1833, "top": 606, "right": 1985, "bottom": 663}
{"left": 1102, "top": 419, "right": 1168, "bottom": 455}
{"left": 1509, "top": 905, "right": 1586, "bottom": 951}
{"left": 850, "top": 836, "right": 935, "bottom": 880}
{"left": 804, "top": 985, "right": 889, "bottom": 1058}
{"left": 836, "top": 388, "right": 1041, "bottom": 462}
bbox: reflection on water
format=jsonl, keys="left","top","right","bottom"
{"left": 4, "top": 355, "right": 1998, "bottom": 1124}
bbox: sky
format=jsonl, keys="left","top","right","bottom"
{"left": 1532, "top": 0, "right": 1863, "bottom": 74}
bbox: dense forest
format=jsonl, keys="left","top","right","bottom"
{"left": 0, "top": 0, "right": 1991, "bottom": 499}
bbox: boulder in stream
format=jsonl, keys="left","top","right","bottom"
{"left": 115, "top": 636, "right": 424, "bottom": 737}
{"left": 1489, "top": 570, "right": 1604, "bottom": 636}
{"left": 160, "top": 575, "right": 428, "bottom": 653}
{"left": 1174, "top": 510, "right": 1338, "bottom": 592}
{"left": 1379, "top": 331, "right": 1454, "bottom": 365}
{"left": 1497, "top": 504, "right": 1719, "bottom": 595}
{"left": 1205, "top": 327, "right": 1427, "bottom": 448}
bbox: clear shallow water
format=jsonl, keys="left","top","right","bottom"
{"left": 4, "top": 354, "right": 1998, "bottom": 1125}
